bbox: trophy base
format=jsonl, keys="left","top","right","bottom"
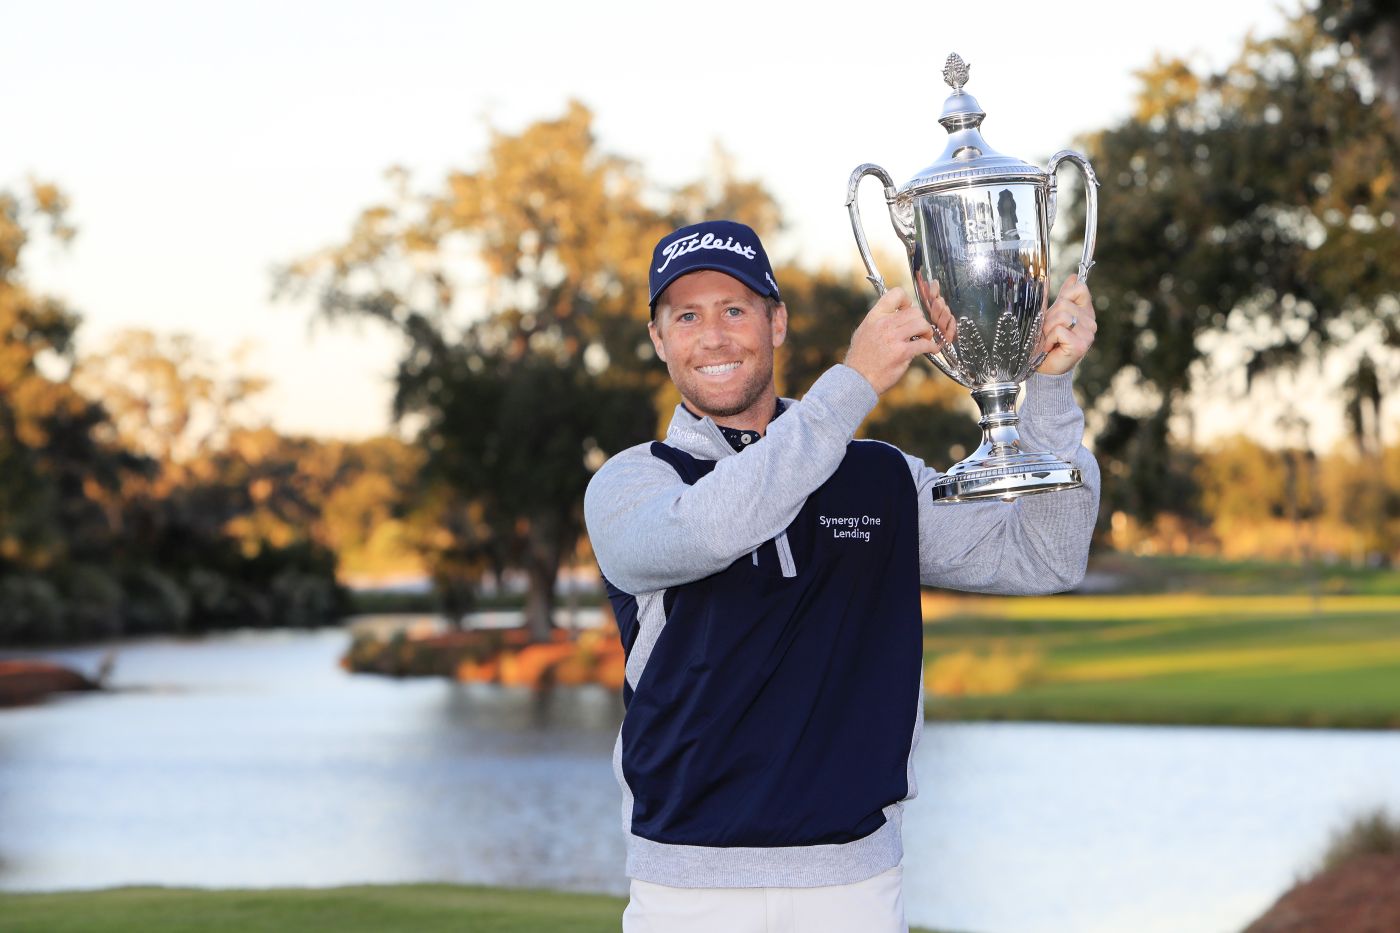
{"left": 931, "top": 448, "right": 1082, "bottom": 504}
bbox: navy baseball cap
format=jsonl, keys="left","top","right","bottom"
{"left": 648, "top": 220, "right": 780, "bottom": 317}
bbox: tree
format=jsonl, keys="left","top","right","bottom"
{"left": 281, "top": 101, "right": 985, "bottom": 635}
{"left": 317, "top": 436, "right": 426, "bottom": 582}
{"left": 1317, "top": 0, "right": 1400, "bottom": 108}
{"left": 1074, "top": 10, "right": 1400, "bottom": 524}
{"left": 0, "top": 181, "right": 135, "bottom": 582}
{"left": 74, "top": 330, "right": 267, "bottom": 468}
{"left": 1342, "top": 353, "right": 1384, "bottom": 458}
{"left": 279, "top": 103, "right": 754, "bottom": 639}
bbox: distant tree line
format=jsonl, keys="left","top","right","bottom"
{"left": 281, "top": 3, "right": 1400, "bottom": 637}
{"left": 0, "top": 184, "right": 427, "bottom": 643}
{"left": 277, "top": 109, "right": 979, "bottom": 640}
{"left": 5, "top": 2, "right": 1397, "bottom": 645}
{"left": 1075, "top": 3, "right": 1400, "bottom": 525}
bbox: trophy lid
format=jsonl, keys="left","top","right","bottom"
{"left": 900, "top": 53, "right": 1045, "bottom": 195}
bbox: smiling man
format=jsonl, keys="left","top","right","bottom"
{"left": 584, "top": 219, "right": 1100, "bottom": 932}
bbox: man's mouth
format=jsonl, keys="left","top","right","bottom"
{"left": 697, "top": 363, "right": 740, "bottom": 375}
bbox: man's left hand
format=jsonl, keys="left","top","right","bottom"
{"left": 1035, "top": 275, "right": 1096, "bottom": 376}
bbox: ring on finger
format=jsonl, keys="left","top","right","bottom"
{"left": 1069, "top": 314, "right": 1078, "bottom": 331}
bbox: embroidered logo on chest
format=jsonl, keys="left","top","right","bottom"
{"left": 818, "top": 513, "right": 882, "bottom": 542}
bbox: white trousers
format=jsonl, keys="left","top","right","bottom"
{"left": 622, "top": 864, "right": 906, "bottom": 933}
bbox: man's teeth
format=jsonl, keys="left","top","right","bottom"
{"left": 698, "top": 363, "right": 740, "bottom": 375}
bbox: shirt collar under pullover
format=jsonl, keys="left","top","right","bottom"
{"left": 681, "top": 399, "right": 788, "bottom": 452}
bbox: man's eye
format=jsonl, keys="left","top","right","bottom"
{"left": 678, "top": 312, "right": 698, "bottom": 323}
{"left": 725, "top": 306, "right": 744, "bottom": 317}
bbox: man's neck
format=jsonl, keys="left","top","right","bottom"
{"left": 685, "top": 387, "right": 781, "bottom": 436}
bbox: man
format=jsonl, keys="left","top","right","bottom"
{"left": 584, "top": 219, "right": 1099, "bottom": 932}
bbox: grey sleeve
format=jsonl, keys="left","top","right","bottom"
{"left": 584, "top": 365, "right": 879, "bottom": 595}
{"left": 905, "top": 371, "right": 1100, "bottom": 594}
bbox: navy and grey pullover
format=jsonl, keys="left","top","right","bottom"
{"left": 583, "top": 364, "right": 1099, "bottom": 888}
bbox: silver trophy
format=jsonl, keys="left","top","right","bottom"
{"left": 847, "top": 53, "right": 1099, "bottom": 503}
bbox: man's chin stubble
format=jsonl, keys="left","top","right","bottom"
{"left": 687, "top": 386, "right": 767, "bottom": 419}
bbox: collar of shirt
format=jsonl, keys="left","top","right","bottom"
{"left": 683, "top": 400, "right": 788, "bottom": 453}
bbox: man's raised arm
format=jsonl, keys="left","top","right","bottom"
{"left": 585, "top": 365, "right": 874, "bottom": 595}
{"left": 586, "top": 286, "right": 941, "bottom": 595}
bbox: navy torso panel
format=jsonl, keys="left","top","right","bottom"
{"left": 618, "top": 439, "right": 924, "bottom": 848}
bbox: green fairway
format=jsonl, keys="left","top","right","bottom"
{"left": 0, "top": 885, "right": 625, "bottom": 933}
{"left": 0, "top": 886, "right": 947, "bottom": 933}
{"left": 922, "top": 592, "right": 1400, "bottom": 728}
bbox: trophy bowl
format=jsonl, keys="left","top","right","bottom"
{"left": 846, "top": 52, "right": 1099, "bottom": 503}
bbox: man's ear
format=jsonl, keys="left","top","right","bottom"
{"left": 648, "top": 319, "right": 667, "bottom": 363}
{"left": 770, "top": 302, "right": 788, "bottom": 349}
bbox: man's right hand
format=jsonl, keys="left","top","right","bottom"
{"left": 843, "top": 286, "right": 944, "bottom": 395}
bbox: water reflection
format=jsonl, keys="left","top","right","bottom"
{"left": 1, "top": 630, "right": 1398, "bottom": 933}
{"left": 437, "top": 680, "right": 623, "bottom": 739}
{"left": 0, "top": 630, "right": 626, "bottom": 895}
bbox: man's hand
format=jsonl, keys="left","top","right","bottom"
{"left": 1035, "top": 275, "right": 1096, "bottom": 376}
{"left": 844, "top": 286, "right": 941, "bottom": 395}
{"left": 915, "top": 276, "right": 958, "bottom": 351}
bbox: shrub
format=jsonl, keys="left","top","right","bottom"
{"left": 1317, "top": 809, "right": 1400, "bottom": 874}
{"left": 269, "top": 571, "right": 340, "bottom": 627}
{"left": 185, "top": 567, "right": 244, "bottom": 623}
{"left": 0, "top": 575, "right": 65, "bottom": 643}
{"left": 58, "top": 564, "right": 125, "bottom": 640}
{"left": 123, "top": 567, "right": 191, "bottom": 634}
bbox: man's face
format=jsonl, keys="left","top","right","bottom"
{"left": 649, "top": 270, "right": 788, "bottom": 422}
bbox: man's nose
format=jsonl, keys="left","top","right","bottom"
{"left": 697, "top": 319, "right": 730, "bottom": 349}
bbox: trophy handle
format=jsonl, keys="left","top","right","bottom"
{"left": 845, "top": 163, "right": 913, "bottom": 295}
{"left": 845, "top": 164, "right": 956, "bottom": 374}
{"left": 1045, "top": 149, "right": 1099, "bottom": 284}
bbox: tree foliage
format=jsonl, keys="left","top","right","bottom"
{"left": 74, "top": 330, "right": 267, "bottom": 466}
{"left": 1075, "top": 9, "right": 1400, "bottom": 523}
{"left": 280, "top": 102, "right": 805, "bottom": 638}
{"left": 1317, "top": 0, "right": 1400, "bottom": 107}
{"left": 0, "top": 180, "right": 134, "bottom": 580}
{"left": 0, "top": 183, "right": 370, "bottom": 642}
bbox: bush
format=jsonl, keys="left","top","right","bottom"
{"left": 123, "top": 567, "right": 191, "bottom": 634}
{"left": 1317, "top": 809, "right": 1400, "bottom": 874}
{"left": 58, "top": 564, "right": 125, "bottom": 640}
{"left": 0, "top": 575, "right": 66, "bottom": 643}
{"left": 185, "top": 567, "right": 244, "bottom": 623}
{"left": 269, "top": 570, "right": 340, "bottom": 627}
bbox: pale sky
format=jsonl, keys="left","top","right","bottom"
{"left": 12, "top": 0, "right": 1351, "bottom": 449}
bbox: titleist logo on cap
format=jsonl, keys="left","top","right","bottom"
{"left": 656, "top": 232, "right": 757, "bottom": 275}
{"left": 647, "top": 220, "right": 778, "bottom": 313}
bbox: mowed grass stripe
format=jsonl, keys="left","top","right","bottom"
{"left": 1046, "top": 638, "right": 1400, "bottom": 683}
{"left": 929, "top": 667, "right": 1400, "bottom": 728}
{"left": 919, "top": 592, "right": 1400, "bottom": 727}
{"left": 925, "top": 611, "right": 1400, "bottom": 657}
{"left": 0, "top": 886, "right": 951, "bottom": 933}
{"left": 0, "top": 885, "right": 629, "bottom": 933}
{"left": 922, "top": 593, "right": 1400, "bottom": 622}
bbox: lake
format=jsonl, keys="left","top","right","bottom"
{"left": 2, "top": 627, "right": 1397, "bottom": 933}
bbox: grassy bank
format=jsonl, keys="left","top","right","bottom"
{"left": 923, "top": 592, "right": 1400, "bottom": 728}
{"left": 1090, "top": 552, "right": 1400, "bottom": 596}
{"left": 343, "top": 555, "right": 1400, "bottom": 729}
{"left": 0, "top": 885, "right": 946, "bottom": 932}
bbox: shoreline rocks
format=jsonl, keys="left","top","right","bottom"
{"left": 0, "top": 660, "right": 99, "bottom": 707}
{"left": 1244, "top": 853, "right": 1400, "bottom": 932}
{"left": 342, "top": 624, "right": 626, "bottom": 690}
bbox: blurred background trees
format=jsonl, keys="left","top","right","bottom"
{"left": 1076, "top": 4, "right": 1400, "bottom": 547}
{"left": 0, "top": 181, "right": 371, "bottom": 641}
{"left": 4, "top": 0, "right": 1400, "bottom": 643}
{"left": 276, "top": 102, "right": 977, "bottom": 639}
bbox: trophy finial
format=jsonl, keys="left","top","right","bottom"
{"left": 943, "top": 53, "right": 970, "bottom": 91}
